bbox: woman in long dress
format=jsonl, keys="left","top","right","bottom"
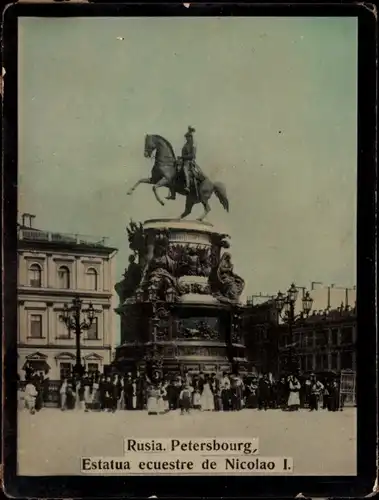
{"left": 132, "top": 379, "right": 137, "bottom": 410}
{"left": 287, "top": 375, "right": 301, "bottom": 411}
{"left": 117, "top": 377, "right": 125, "bottom": 410}
{"left": 74, "top": 378, "right": 81, "bottom": 410}
{"left": 91, "top": 376, "right": 100, "bottom": 410}
{"left": 66, "top": 379, "right": 76, "bottom": 410}
{"left": 24, "top": 381, "right": 38, "bottom": 414}
{"left": 158, "top": 383, "right": 168, "bottom": 414}
{"left": 147, "top": 384, "right": 160, "bottom": 415}
{"left": 162, "top": 382, "right": 170, "bottom": 412}
{"left": 200, "top": 377, "right": 215, "bottom": 411}
{"left": 83, "top": 377, "right": 91, "bottom": 412}
{"left": 59, "top": 379, "right": 68, "bottom": 411}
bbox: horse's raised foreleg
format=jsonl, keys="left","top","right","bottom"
{"left": 180, "top": 196, "right": 195, "bottom": 220}
{"left": 127, "top": 177, "right": 152, "bottom": 196}
{"left": 152, "top": 177, "right": 170, "bottom": 206}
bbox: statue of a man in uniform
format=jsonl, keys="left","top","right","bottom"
{"left": 166, "top": 126, "right": 197, "bottom": 200}
{"left": 181, "top": 126, "right": 197, "bottom": 193}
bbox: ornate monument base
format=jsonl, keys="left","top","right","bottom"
{"left": 114, "top": 219, "right": 247, "bottom": 376}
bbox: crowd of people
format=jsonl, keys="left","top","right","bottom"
{"left": 18, "top": 366, "right": 343, "bottom": 415}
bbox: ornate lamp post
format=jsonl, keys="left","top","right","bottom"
{"left": 135, "top": 283, "right": 177, "bottom": 379}
{"left": 230, "top": 305, "right": 244, "bottom": 374}
{"left": 137, "top": 283, "right": 162, "bottom": 379}
{"left": 148, "top": 283, "right": 159, "bottom": 346}
{"left": 231, "top": 307, "right": 243, "bottom": 344}
{"left": 60, "top": 296, "right": 95, "bottom": 378}
{"left": 274, "top": 284, "right": 313, "bottom": 373}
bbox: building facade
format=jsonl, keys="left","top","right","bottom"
{"left": 243, "top": 283, "right": 356, "bottom": 376}
{"left": 17, "top": 214, "right": 118, "bottom": 380}
{"left": 242, "top": 299, "right": 279, "bottom": 374}
{"left": 289, "top": 306, "right": 357, "bottom": 373}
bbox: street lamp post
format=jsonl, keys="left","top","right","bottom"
{"left": 274, "top": 284, "right": 313, "bottom": 374}
{"left": 136, "top": 284, "right": 175, "bottom": 380}
{"left": 148, "top": 283, "right": 159, "bottom": 352}
{"left": 60, "top": 296, "right": 95, "bottom": 378}
{"left": 230, "top": 305, "right": 244, "bottom": 374}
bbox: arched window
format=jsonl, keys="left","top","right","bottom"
{"left": 86, "top": 268, "right": 98, "bottom": 291}
{"left": 58, "top": 266, "right": 70, "bottom": 289}
{"left": 28, "top": 263, "right": 42, "bottom": 287}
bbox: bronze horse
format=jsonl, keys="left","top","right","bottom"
{"left": 127, "top": 134, "right": 229, "bottom": 221}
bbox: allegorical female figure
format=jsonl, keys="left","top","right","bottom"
{"left": 211, "top": 252, "right": 245, "bottom": 302}
{"left": 145, "top": 236, "right": 181, "bottom": 300}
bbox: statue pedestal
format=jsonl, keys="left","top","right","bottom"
{"left": 114, "top": 218, "right": 247, "bottom": 375}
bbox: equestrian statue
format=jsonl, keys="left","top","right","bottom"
{"left": 126, "top": 126, "right": 229, "bottom": 221}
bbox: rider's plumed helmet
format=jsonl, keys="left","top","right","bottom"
{"left": 185, "top": 126, "right": 196, "bottom": 138}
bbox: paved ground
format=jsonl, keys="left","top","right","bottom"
{"left": 18, "top": 407, "right": 356, "bottom": 476}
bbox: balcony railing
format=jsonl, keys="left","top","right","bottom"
{"left": 18, "top": 229, "right": 109, "bottom": 247}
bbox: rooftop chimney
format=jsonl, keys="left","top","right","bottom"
{"left": 311, "top": 281, "right": 323, "bottom": 290}
{"left": 21, "top": 213, "right": 36, "bottom": 228}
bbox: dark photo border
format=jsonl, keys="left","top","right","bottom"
{"left": 2, "top": 2, "right": 377, "bottom": 498}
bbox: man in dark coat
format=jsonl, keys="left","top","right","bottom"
{"left": 220, "top": 372, "right": 231, "bottom": 411}
{"left": 123, "top": 373, "right": 134, "bottom": 410}
{"left": 136, "top": 374, "right": 147, "bottom": 410}
{"left": 276, "top": 376, "right": 288, "bottom": 410}
{"left": 102, "top": 376, "right": 113, "bottom": 412}
{"left": 210, "top": 373, "right": 222, "bottom": 411}
{"left": 42, "top": 374, "right": 50, "bottom": 406}
{"left": 308, "top": 373, "right": 324, "bottom": 411}
{"left": 167, "top": 377, "right": 181, "bottom": 410}
{"left": 327, "top": 379, "right": 340, "bottom": 411}
{"left": 258, "top": 374, "right": 271, "bottom": 411}
{"left": 33, "top": 373, "right": 44, "bottom": 411}
{"left": 230, "top": 375, "right": 243, "bottom": 411}
{"left": 24, "top": 362, "right": 34, "bottom": 382}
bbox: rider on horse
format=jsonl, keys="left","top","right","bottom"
{"left": 166, "top": 126, "right": 197, "bottom": 200}
{"left": 182, "top": 126, "right": 197, "bottom": 193}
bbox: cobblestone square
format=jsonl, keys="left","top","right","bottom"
{"left": 18, "top": 407, "right": 356, "bottom": 476}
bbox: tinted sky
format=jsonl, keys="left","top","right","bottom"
{"left": 18, "top": 16, "right": 357, "bottom": 298}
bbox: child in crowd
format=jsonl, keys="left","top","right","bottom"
{"left": 179, "top": 384, "right": 193, "bottom": 415}
{"left": 192, "top": 386, "right": 201, "bottom": 410}
{"left": 24, "top": 380, "right": 38, "bottom": 414}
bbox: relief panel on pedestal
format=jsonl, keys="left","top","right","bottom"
{"left": 178, "top": 346, "right": 228, "bottom": 358}
{"left": 176, "top": 316, "right": 221, "bottom": 341}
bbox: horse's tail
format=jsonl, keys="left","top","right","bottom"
{"left": 213, "top": 182, "right": 229, "bottom": 212}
